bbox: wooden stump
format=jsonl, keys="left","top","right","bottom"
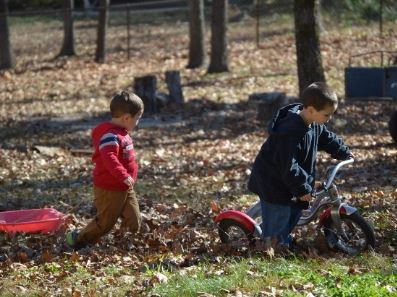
{"left": 389, "top": 110, "right": 397, "bottom": 143}
{"left": 165, "top": 71, "right": 184, "bottom": 105}
{"left": 249, "top": 92, "right": 287, "bottom": 124}
{"left": 133, "top": 75, "right": 158, "bottom": 113}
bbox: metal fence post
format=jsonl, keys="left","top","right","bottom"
{"left": 379, "top": 0, "right": 383, "bottom": 40}
{"left": 127, "top": 7, "right": 130, "bottom": 60}
{"left": 255, "top": 0, "right": 260, "bottom": 48}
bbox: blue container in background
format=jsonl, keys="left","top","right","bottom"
{"left": 345, "top": 67, "right": 397, "bottom": 100}
{"left": 385, "top": 67, "right": 397, "bottom": 100}
{"left": 345, "top": 67, "right": 385, "bottom": 98}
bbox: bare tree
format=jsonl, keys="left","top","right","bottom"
{"left": 187, "top": 0, "right": 205, "bottom": 69}
{"left": 208, "top": 0, "right": 229, "bottom": 73}
{"left": 294, "top": 0, "right": 325, "bottom": 95}
{"left": 0, "top": 0, "right": 14, "bottom": 70}
{"left": 95, "top": 0, "right": 109, "bottom": 63}
{"left": 58, "top": 0, "right": 75, "bottom": 57}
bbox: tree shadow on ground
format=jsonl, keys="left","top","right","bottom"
{"left": 0, "top": 98, "right": 264, "bottom": 149}
{"left": 327, "top": 101, "right": 396, "bottom": 136}
{"left": 0, "top": 112, "right": 109, "bottom": 149}
{"left": 0, "top": 174, "right": 92, "bottom": 212}
{"left": 2, "top": 98, "right": 396, "bottom": 160}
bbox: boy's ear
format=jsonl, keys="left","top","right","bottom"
{"left": 306, "top": 106, "right": 316, "bottom": 115}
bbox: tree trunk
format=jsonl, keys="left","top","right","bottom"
{"left": 0, "top": 0, "right": 14, "bottom": 70}
{"left": 165, "top": 71, "right": 184, "bottom": 104}
{"left": 186, "top": 0, "right": 205, "bottom": 69}
{"left": 294, "top": 0, "right": 325, "bottom": 95}
{"left": 58, "top": 0, "right": 75, "bottom": 57}
{"left": 208, "top": 0, "right": 229, "bottom": 73}
{"left": 95, "top": 0, "right": 109, "bottom": 63}
{"left": 133, "top": 75, "right": 158, "bottom": 113}
{"left": 249, "top": 92, "right": 287, "bottom": 124}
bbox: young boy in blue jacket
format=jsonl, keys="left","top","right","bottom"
{"left": 248, "top": 82, "right": 352, "bottom": 251}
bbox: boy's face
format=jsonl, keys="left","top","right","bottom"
{"left": 310, "top": 103, "right": 337, "bottom": 125}
{"left": 121, "top": 112, "right": 142, "bottom": 131}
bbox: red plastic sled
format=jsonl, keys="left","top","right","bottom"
{"left": 0, "top": 208, "right": 66, "bottom": 234}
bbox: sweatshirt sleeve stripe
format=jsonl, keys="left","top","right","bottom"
{"left": 99, "top": 133, "right": 119, "bottom": 150}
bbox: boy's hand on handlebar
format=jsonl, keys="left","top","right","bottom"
{"left": 299, "top": 193, "right": 312, "bottom": 202}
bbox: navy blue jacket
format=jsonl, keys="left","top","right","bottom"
{"left": 248, "top": 103, "right": 351, "bottom": 208}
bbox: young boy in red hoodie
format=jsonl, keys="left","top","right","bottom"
{"left": 66, "top": 90, "right": 144, "bottom": 249}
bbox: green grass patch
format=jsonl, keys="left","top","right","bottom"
{"left": 151, "top": 255, "right": 397, "bottom": 296}
{"left": 9, "top": 15, "right": 62, "bottom": 27}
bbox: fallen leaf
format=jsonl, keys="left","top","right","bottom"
{"left": 153, "top": 272, "right": 168, "bottom": 284}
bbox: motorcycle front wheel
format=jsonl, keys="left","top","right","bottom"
{"left": 323, "top": 212, "right": 375, "bottom": 255}
{"left": 218, "top": 218, "right": 255, "bottom": 247}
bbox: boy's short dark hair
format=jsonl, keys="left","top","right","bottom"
{"left": 301, "top": 82, "right": 337, "bottom": 111}
{"left": 110, "top": 91, "right": 144, "bottom": 117}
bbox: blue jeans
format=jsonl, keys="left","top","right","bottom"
{"left": 260, "top": 199, "right": 302, "bottom": 246}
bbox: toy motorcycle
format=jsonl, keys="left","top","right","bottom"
{"left": 215, "top": 159, "right": 376, "bottom": 255}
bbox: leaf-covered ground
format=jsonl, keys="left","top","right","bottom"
{"left": 0, "top": 14, "right": 396, "bottom": 296}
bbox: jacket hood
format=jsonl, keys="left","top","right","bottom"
{"left": 267, "top": 103, "right": 309, "bottom": 136}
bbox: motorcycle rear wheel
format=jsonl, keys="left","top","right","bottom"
{"left": 218, "top": 218, "right": 255, "bottom": 247}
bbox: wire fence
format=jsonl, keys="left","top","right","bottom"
{"left": 4, "top": 0, "right": 397, "bottom": 69}
{"left": 6, "top": 1, "right": 190, "bottom": 69}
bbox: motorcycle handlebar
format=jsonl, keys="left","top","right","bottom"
{"left": 324, "top": 158, "right": 354, "bottom": 190}
{"left": 291, "top": 158, "right": 354, "bottom": 202}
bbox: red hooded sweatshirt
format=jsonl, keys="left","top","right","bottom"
{"left": 92, "top": 122, "right": 138, "bottom": 191}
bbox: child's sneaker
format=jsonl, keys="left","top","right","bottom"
{"left": 65, "top": 230, "right": 79, "bottom": 248}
